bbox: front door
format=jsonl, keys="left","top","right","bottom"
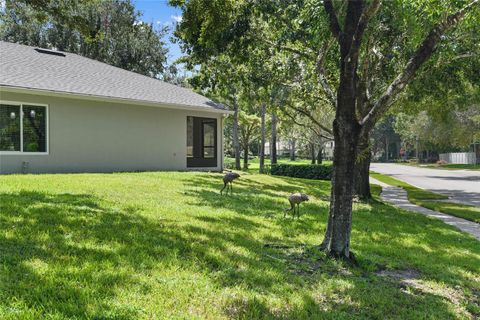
{"left": 187, "top": 116, "right": 217, "bottom": 167}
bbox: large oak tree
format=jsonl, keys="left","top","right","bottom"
{"left": 171, "top": 0, "right": 479, "bottom": 259}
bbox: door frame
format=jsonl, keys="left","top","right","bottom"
{"left": 187, "top": 116, "right": 218, "bottom": 168}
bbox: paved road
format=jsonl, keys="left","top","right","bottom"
{"left": 370, "top": 163, "right": 480, "bottom": 206}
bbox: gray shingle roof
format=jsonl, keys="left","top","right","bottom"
{"left": 0, "top": 41, "right": 227, "bottom": 112}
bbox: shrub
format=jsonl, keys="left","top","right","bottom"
{"left": 269, "top": 164, "right": 333, "bottom": 180}
{"left": 224, "top": 157, "right": 236, "bottom": 169}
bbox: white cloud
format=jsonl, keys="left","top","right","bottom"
{"left": 171, "top": 15, "right": 182, "bottom": 23}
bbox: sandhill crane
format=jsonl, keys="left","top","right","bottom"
{"left": 284, "top": 193, "right": 309, "bottom": 218}
{"left": 220, "top": 172, "right": 240, "bottom": 195}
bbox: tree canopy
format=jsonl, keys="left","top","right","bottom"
{"left": 171, "top": 0, "right": 480, "bottom": 259}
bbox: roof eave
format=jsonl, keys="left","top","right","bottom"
{"left": 0, "top": 85, "right": 234, "bottom": 115}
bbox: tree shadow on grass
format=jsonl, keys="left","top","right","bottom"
{"left": 185, "top": 174, "right": 480, "bottom": 279}
{"left": 352, "top": 201, "right": 480, "bottom": 279}
{"left": 0, "top": 190, "right": 313, "bottom": 317}
{"left": 0, "top": 181, "right": 477, "bottom": 319}
{"left": 182, "top": 173, "right": 478, "bottom": 318}
{"left": 183, "top": 174, "right": 330, "bottom": 216}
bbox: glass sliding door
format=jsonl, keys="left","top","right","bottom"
{"left": 187, "top": 116, "right": 217, "bottom": 167}
{"left": 202, "top": 121, "right": 215, "bottom": 159}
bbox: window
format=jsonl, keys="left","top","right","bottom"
{"left": 0, "top": 105, "right": 21, "bottom": 151}
{"left": 0, "top": 102, "right": 48, "bottom": 153}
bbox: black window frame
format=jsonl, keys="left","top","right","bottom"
{"left": 0, "top": 102, "right": 49, "bottom": 154}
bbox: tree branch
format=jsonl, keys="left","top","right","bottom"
{"left": 450, "top": 53, "right": 478, "bottom": 61}
{"left": 289, "top": 105, "right": 333, "bottom": 135}
{"left": 355, "top": 38, "right": 374, "bottom": 121}
{"left": 346, "top": 0, "right": 381, "bottom": 65}
{"left": 361, "top": 0, "right": 479, "bottom": 130}
{"left": 324, "top": 0, "right": 342, "bottom": 41}
{"left": 264, "top": 39, "right": 315, "bottom": 60}
{"left": 353, "top": 0, "right": 381, "bottom": 51}
{"left": 283, "top": 110, "right": 334, "bottom": 140}
{"left": 316, "top": 38, "right": 337, "bottom": 109}
{"left": 317, "top": 71, "right": 337, "bottom": 110}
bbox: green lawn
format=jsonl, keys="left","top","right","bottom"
{"left": 0, "top": 172, "right": 479, "bottom": 319}
{"left": 401, "top": 163, "right": 480, "bottom": 171}
{"left": 371, "top": 172, "right": 480, "bottom": 223}
{"left": 434, "top": 164, "right": 479, "bottom": 170}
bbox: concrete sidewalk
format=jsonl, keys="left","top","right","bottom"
{"left": 370, "top": 177, "right": 480, "bottom": 241}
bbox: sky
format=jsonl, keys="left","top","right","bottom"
{"left": 133, "top": 0, "right": 183, "bottom": 66}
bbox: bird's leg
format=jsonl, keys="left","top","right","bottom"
{"left": 285, "top": 201, "right": 293, "bottom": 218}
{"left": 230, "top": 182, "right": 233, "bottom": 194}
{"left": 297, "top": 204, "right": 300, "bottom": 218}
{"left": 220, "top": 182, "right": 227, "bottom": 195}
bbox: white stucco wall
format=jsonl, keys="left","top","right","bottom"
{"left": 0, "top": 91, "right": 225, "bottom": 174}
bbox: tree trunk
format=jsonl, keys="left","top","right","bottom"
{"left": 321, "top": 2, "right": 363, "bottom": 259}
{"left": 259, "top": 104, "right": 266, "bottom": 173}
{"left": 243, "top": 144, "right": 249, "bottom": 170}
{"left": 473, "top": 142, "right": 480, "bottom": 164}
{"left": 415, "top": 139, "right": 419, "bottom": 162}
{"left": 354, "top": 130, "right": 372, "bottom": 200}
{"left": 317, "top": 145, "right": 323, "bottom": 164}
{"left": 311, "top": 143, "right": 316, "bottom": 164}
{"left": 290, "top": 139, "right": 296, "bottom": 161}
{"left": 385, "top": 137, "right": 389, "bottom": 162}
{"left": 270, "top": 112, "right": 277, "bottom": 165}
{"left": 322, "top": 119, "right": 360, "bottom": 259}
{"left": 232, "top": 96, "right": 241, "bottom": 170}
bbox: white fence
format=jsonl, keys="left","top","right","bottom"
{"left": 439, "top": 152, "right": 477, "bottom": 164}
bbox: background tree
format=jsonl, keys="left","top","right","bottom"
{"left": 371, "top": 116, "right": 401, "bottom": 161}
{"left": 1, "top": 0, "right": 168, "bottom": 77}
{"left": 238, "top": 111, "right": 260, "bottom": 170}
{"left": 270, "top": 112, "right": 278, "bottom": 165}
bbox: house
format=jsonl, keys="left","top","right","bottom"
{"left": 264, "top": 140, "right": 290, "bottom": 157}
{"left": 323, "top": 141, "right": 334, "bottom": 160}
{"left": 0, "top": 41, "right": 231, "bottom": 174}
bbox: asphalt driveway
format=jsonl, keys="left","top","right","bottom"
{"left": 370, "top": 163, "right": 480, "bottom": 206}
